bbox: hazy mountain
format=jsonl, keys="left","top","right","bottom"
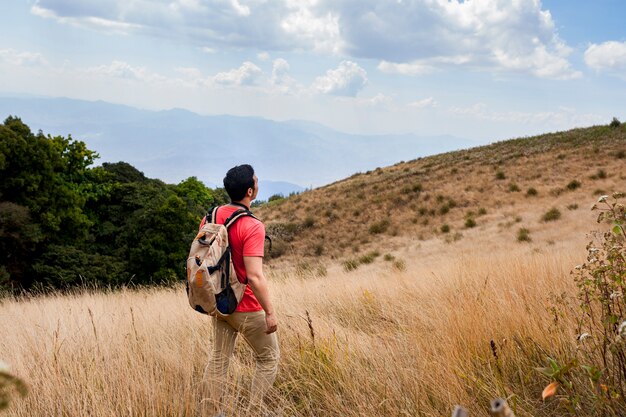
{"left": 0, "top": 96, "right": 481, "bottom": 190}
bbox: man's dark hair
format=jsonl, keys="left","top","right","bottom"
{"left": 223, "top": 164, "right": 255, "bottom": 202}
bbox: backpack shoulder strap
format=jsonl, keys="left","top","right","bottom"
{"left": 224, "top": 209, "right": 257, "bottom": 229}
{"left": 204, "top": 206, "right": 219, "bottom": 224}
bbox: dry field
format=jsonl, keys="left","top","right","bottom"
{"left": 0, "top": 222, "right": 597, "bottom": 416}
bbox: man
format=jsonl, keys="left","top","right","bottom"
{"left": 201, "top": 164, "right": 279, "bottom": 417}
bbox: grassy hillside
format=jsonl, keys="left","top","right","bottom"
{"left": 257, "top": 123, "right": 626, "bottom": 266}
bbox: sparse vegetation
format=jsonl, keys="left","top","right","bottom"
{"left": 609, "top": 116, "right": 621, "bottom": 128}
{"left": 368, "top": 220, "right": 390, "bottom": 235}
{"left": 495, "top": 169, "right": 506, "bottom": 180}
{"left": 440, "top": 224, "right": 450, "bottom": 233}
{"left": 590, "top": 169, "right": 607, "bottom": 180}
{"left": 508, "top": 183, "right": 520, "bottom": 192}
{"left": 342, "top": 251, "right": 381, "bottom": 272}
{"left": 526, "top": 187, "right": 538, "bottom": 196}
{"left": 517, "top": 227, "right": 531, "bottom": 242}
{"left": 542, "top": 207, "right": 562, "bottom": 222}
{"left": 566, "top": 180, "right": 581, "bottom": 190}
{"left": 566, "top": 203, "right": 578, "bottom": 210}
{"left": 464, "top": 218, "right": 476, "bottom": 228}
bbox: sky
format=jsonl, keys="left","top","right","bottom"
{"left": 0, "top": 0, "right": 625, "bottom": 142}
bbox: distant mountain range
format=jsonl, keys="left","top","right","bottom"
{"left": 0, "top": 96, "right": 482, "bottom": 200}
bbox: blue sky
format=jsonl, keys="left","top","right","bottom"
{"left": 1, "top": 0, "right": 625, "bottom": 141}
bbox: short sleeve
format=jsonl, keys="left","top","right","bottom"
{"left": 242, "top": 221, "right": 265, "bottom": 257}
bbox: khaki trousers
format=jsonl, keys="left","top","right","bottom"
{"left": 202, "top": 311, "right": 279, "bottom": 415}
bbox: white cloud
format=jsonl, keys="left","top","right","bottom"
{"left": 346, "top": 93, "right": 393, "bottom": 108}
{"left": 213, "top": 61, "right": 263, "bottom": 86}
{"left": 86, "top": 61, "right": 149, "bottom": 80}
{"left": 378, "top": 61, "right": 434, "bottom": 76}
{"left": 280, "top": 2, "right": 342, "bottom": 54}
{"left": 271, "top": 58, "right": 290, "bottom": 84}
{"left": 31, "top": 4, "right": 140, "bottom": 34}
{"left": 30, "top": 0, "right": 578, "bottom": 79}
{"left": 408, "top": 97, "right": 437, "bottom": 108}
{"left": 312, "top": 61, "right": 367, "bottom": 97}
{"left": 584, "top": 41, "right": 626, "bottom": 74}
{"left": 257, "top": 52, "right": 271, "bottom": 61}
{"left": 0, "top": 48, "right": 48, "bottom": 67}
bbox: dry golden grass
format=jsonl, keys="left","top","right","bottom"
{"left": 1, "top": 231, "right": 593, "bottom": 416}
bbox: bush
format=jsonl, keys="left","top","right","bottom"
{"left": 567, "top": 203, "right": 579, "bottom": 210}
{"left": 526, "top": 187, "right": 538, "bottom": 197}
{"left": 609, "top": 116, "right": 621, "bottom": 128}
{"left": 383, "top": 253, "right": 395, "bottom": 262}
{"left": 495, "top": 170, "right": 506, "bottom": 180}
{"left": 615, "top": 150, "right": 625, "bottom": 159}
{"left": 590, "top": 169, "right": 607, "bottom": 180}
{"left": 517, "top": 227, "right": 531, "bottom": 242}
{"left": 440, "top": 224, "right": 450, "bottom": 233}
{"left": 268, "top": 194, "right": 285, "bottom": 202}
{"left": 478, "top": 207, "right": 487, "bottom": 216}
{"left": 464, "top": 218, "right": 476, "bottom": 228}
{"left": 302, "top": 216, "right": 315, "bottom": 228}
{"left": 540, "top": 193, "right": 626, "bottom": 415}
{"left": 567, "top": 180, "right": 582, "bottom": 190}
{"left": 358, "top": 251, "right": 380, "bottom": 265}
{"left": 508, "top": 183, "right": 520, "bottom": 192}
{"left": 342, "top": 259, "right": 359, "bottom": 272}
{"left": 392, "top": 259, "right": 406, "bottom": 271}
{"left": 369, "top": 219, "right": 390, "bottom": 234}
{"left": 542, "top": 207, "right": 561, "bottom": 222}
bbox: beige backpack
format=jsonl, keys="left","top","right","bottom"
{"left": 186, "top": 207, "right": 256, "bottom": 316}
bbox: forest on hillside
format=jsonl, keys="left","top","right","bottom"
{"left": 0, "top": 116, "right": 228, "bottom": 292}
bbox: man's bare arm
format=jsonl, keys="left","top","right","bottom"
{"left": 244, "top": 256, "right": 278, "bottom": 334}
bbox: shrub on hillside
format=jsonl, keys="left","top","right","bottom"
{"left": 440, "top": 224, "right": 450, "bottom": 233}
{"left": 508, "top": 183, "right": 520, "bottom": 192}
{"left": 517, "top": 227, "right": 531, "bottom": 242}
{"left": 609, "top": 117, "right": 621, "bottom": 128}
{"left": 369, "top": 220, "right": 390, "bottom": 234}
{"left": 567, "top": 180, "right": 582, "bottom": 190}
{"left": 302, "top": 216, "right": 315, "bottom": 229}
{"left": 268, "top": 194, "right": 285, "bottom": 203}
{"left": 542, "top": 207, "right": 561, "bottom": 222}
{"left": 495, "top": 170, "right": 506, "bottom": 180}
{"left": 464, "top": 218, "right": 476, "bottom": 228}
{"left": 590, "top": 169, "right": 607, "bottom": 180}
{"left": 526, "top": 187, "right": 538, "bottom": 197}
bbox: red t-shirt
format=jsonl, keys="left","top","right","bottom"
{"left": 199, "top": 205, "right": 264, "bottom": 312}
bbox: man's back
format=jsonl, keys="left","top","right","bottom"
{"left": 211, "top": 205, "right": 265, "bottom": 312}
